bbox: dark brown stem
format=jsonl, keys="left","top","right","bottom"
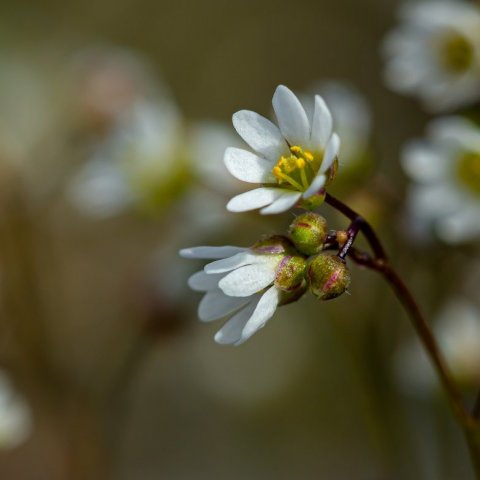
{"left": 347, "top": 249, "right": 473, "bottom": 429}
{"left": 325, "top": 193, "right": 386, "bottom": 259}
{"left": 323, "top": 194, "right": 476, "bottom": 432}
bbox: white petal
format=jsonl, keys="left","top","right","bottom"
{"left": 319, "top": 133, "right": 340, "bottom": 174}
{"left": 272, "top": 85, "right": 310, "bottom": 146}
{"left": 219, "top": 262, "right": 277, "bottom": 297}
{"left": 214, "top": 302, "right": 257, "bottom": 345}
{"left": 224, "top": 147, "right": 276, "bottom": 183}
{"left": 437, "top": 207, "right": 480, "bottom": 244}
{"left": 302, "top": 174, "right": 327, "bottom": 199}
{"left": 310, "top": 95, "right": 333, "bottom": 152}
{"left": 204, "top": 251, "right": 263, "bottom": 274}
{"left": 198, "top": 290, "right": 252, "bottom": 322}
{"left": 187, "top": 271, "right": 224, "bottom": 292}
{"left": 179, "top": 246, "right": 246, "bottom": 259}
{"left": 401, "top": 141, "right": 449, "bottom": 183}
{"left": 226, "top": 187, "right": 286, "bottom": 212}
{"left": 232, "top": 110, "right": 288, "bottom": 160}
{"left": 260, "top": 191, "right": 301, "bottom": 214}
{"left": 237, "top": 286, "right": 280, "bottom": 344}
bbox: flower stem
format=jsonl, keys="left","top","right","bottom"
{"left": 324, "top": 193, "right": 480, "bottom": 477}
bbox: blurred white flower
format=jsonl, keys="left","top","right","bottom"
{"left": 306, "top": 81, "right": 371, "bottom": 170}
{"left": 383, "top": 0, "right": 480, "bottom": 111}
{"left": 0, "top": 372, "right": 32, "bottom": 449}
{"left": 225, "top": 85, "right": 340, "bottom": 215}
{"left": 396, "top": 298, "right": 480, "bottom": 394}
{"left": 180, "top": 239, "right": 308, "bottom": 345}
{"left": 68, "top": 48, "right": 244, "bottom": 219}
{"left": 69, "top": 99, "right": 187, "bottom": 217}
{"left": 402, "top": 116, "right": 480, "bottom": 243}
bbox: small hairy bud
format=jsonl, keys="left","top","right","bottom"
{"left": 289, "top": 212, "right": 328, "bottom": 256}
{"left": 279, "top": 280, "right": 308, "bottom": 306}
{"left": 274, "top": 255, "right": 307, "bottom": 292}
{"left": 307, "top": 254, "right": 351, "bottom": 300}
{"left": 298, "top": 191, "right": 326, "bottom": 211}
{"left": 250, "top": 235, "right": 296, "bottom": 256}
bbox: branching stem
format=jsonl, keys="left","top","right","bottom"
{"left": 323, "top": 193, "right": 480, "bottom": 477}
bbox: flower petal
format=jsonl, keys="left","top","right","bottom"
{"left": 260, "top": 191, "right": 301, "bottom": 215}
{"left": 310, "top": 95, "right": 333, "bottom": 152}
{"left": 224, "top": 147, "right": 276, "bottom": 183}
{"left": 204, "top": 251, "right": 263, "bottom": 274}
{"left": 272, "top": 85, "right": 310, "bottom": 146}
{"left": 237, "top": 286, "right": 280, "bottom": 344}
{"left": 302, "top": 174, "right": 327, "bottom": 199}
{"left": 232, "top": 110, "right": 288, "bottom": 160}
{"left": 402, "top": 141, "right": 449, "bottom": 183}
{"left": 187, "top": 271, "right": 225, "bottom": 292}
{"left": 319, "top": 133, "right": 340, "bottom": 174}
{"left": 214, "top": 302, "right": 257, "bottom": 345}
{"left": 198, "top": 290, "right": 252, "bottom": 322}
{"left": 219, "top": 262, "right": 277, "bottom": 297}
{"left": 226, "top": 187, "right": 286, "bottom": 212}
{"left": 179, "top": 246, "right": 246, "bottom": 259}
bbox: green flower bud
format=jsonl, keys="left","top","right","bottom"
{"left": 298, "top": 191, "right": 326, "bottom": 211}
{"left": 274, "top": 255, "right": 307, "bottom": 292}
{"left": 289, "top": 212, "right": 328, "bottom": 256}
{"left": 279, "top": 279, "right": 308, "bottom": 306}
{"left": 307, "top": 254, "right": 351, "bottom": 301}
{"left": 251, "top": 235, "right": 296, "bottom": 256}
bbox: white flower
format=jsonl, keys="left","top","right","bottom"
{"left": 180, "top": 245, "right": 296, "bottom": 345}
{"left": 402, "top": 116, "right": 480, "bottom": 243}
{"left": 0, "top": 372, "right": 32, "bottom": 449}
{"left": 225, "top": 85, "right": 340, "bottom": 215}
{"left": 69, "top": 97, "right": 186, "bottom": 217}
{"left": 383, "top": 0, "right": 480, "bottom": 111}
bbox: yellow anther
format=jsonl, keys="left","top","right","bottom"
{"left": 304, "top": 151, "right": 314, "bottom": 162}
{"left": 290, "top": 146, "right": 302, "bottom": 154}
{"left": 296, "top": 158, "right": 305, "bottom": 169}
{"left": 273, "top": 166, "right": 283, "bottom": 179}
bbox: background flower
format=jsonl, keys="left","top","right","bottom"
{"left": 402, "top": 116, "right": 480, "bottom": 243}
{"left": 383, "top": 0, "right": 480, "bottom": 112}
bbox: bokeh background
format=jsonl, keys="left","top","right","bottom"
{"left": 0, "top": 0, "right": 478, "bottom": 479}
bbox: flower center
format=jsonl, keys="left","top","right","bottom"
{"left": 272, "top": 146, "right": 321, "bottom": 192}
{"left": 440, "top": 32, "right": 474, "bottom": 73}
{"left": 456, "top": 151, "right": 480, "bottom": 196}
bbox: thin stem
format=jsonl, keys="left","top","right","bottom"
{"left": 323, "top": 194, "right": 475, "bottom": 429}
{"left": 348, "top": 249, "right": 473, "bottom": 429}
{"left": 325, "top": 193, "right": 386, "bottom": 259}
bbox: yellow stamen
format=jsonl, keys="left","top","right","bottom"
{"left": 271, "top": 145, "right": 328, "bottom": 192}
{"left": 304, "top": 150, "right": 314, "bottom": 162}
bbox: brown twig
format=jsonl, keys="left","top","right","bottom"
{"left": 324, "top": 194, "right": 475, "bottom": 431}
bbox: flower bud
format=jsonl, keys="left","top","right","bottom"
{"left": 298, "top": 191, "right": 326, "bottom": 211}
{"left": 279, "top": 280, "right": 308, "bottom": 306}
{"left": 289, "top": 212, "right": 328, "bottom": 256}
{"left": 251, "top": 235, "right": 296, "bottom": 255}
{"left": 307, "top": 254, "right": 351, "bottom": 300}
{"left": 274, "top": 255, "right": 307, "bottom": 292}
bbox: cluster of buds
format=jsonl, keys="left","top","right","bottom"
{"left": 254, "top": 212, "right": 351, "bottom": 304}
